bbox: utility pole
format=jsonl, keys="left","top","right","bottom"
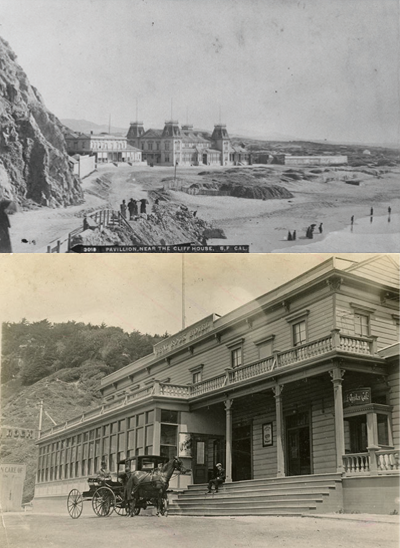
{"left": 182, "top": 255, "right": 186, "bottom": 329}
{"left": 38, "top": 400, "right": 43, "bottom": 439}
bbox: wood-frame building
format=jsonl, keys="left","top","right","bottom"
{"left": 34, "top": 255, "right": 399, "bottom": 515}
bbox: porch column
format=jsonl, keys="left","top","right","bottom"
{"left": 330, "top": 367, "right": 345, "bottom": 473}
{"left": 225, "top": 398, "right": 233, "bottom": 483}
{"left": 273, "top": 384, "right": 285, "bottom": 477}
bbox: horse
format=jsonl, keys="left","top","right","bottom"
{"left": 125, "top": 456, "right": 184, "bottom": 516}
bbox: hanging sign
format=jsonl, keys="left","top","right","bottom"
{"left": 343, "top": 388, "right": 371, "bottom": 407}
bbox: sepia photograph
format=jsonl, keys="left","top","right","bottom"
{"left": 0, "top": 0, "right": 399, "bottom": 253}
{"left": 0, "top": 252, "right": 399, "bottom": 546}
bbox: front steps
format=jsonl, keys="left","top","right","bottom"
{"left": 168, "top": 473, "right": 343, "bottom": 516}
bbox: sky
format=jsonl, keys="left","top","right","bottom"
{"left": 0, "top": 253, "right": 387, "bottom": 338}
{"left": 1, "top": 0, "right": 399, "bottom": 145}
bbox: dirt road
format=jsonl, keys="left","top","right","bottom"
{"left": 1, "top": 513, "right": 398, "bottom": 548}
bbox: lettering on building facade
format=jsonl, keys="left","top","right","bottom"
{"left": 343, "top": 388, "right": 371, "bottom": 407}
{"left": 154, "top": 315, "right": 215, "bottom": 358}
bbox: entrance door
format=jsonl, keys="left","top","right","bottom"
{"left": 232, "top": 424, "right": 252, "bottom": 481}
{"left": 192, "top": 435, "right": 208, "bottom": 484}
{"left": 286, "top": 412, "right": 311, "bottom": 476}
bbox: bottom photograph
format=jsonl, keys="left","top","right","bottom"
{"left": 0, "top": 253, "right": 399, "bottom": 524}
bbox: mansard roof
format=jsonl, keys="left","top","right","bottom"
{"left": 141, "top": 129, "right": 163, "bottom": 139}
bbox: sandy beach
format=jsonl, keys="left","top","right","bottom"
{"left": 6, "top": 164, "right": 400, "bottom": 253}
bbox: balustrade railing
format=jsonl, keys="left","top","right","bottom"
{"left": 338, "top": 335, "right": 372, "bottom": 355}
{"left": 40, "top": 331, "right": 379, "bottom": 439}
{"left": 343, "top": 448, "right": 399, "bottom": 475}
{"left": 229, "top": 356, "right": 275, "bottom": 383}
{"left": 343, "top": 453, "right": 370, "bottom": 474}
{"left": 376, "top": 449, "right": 399, "bottom": 472}
{"left": 159, "top": 384, "right": 191, "bottom": 398}
{"left": 191, "top": 374, "right": 226, "bottom": 396}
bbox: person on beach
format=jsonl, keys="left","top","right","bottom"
{"left": 128, "top": 198, "right": 136, "bottom": 220}
{"left": 388, "top": 206, "right": 392, "bottom": 215}
{"left": 0, "top": 200, "right": 13, "bottom": 253}
{"left": 319, "top": 223, "right": 323, "bottom": 233}
{"left": 293, "top": 230, "right": 296, "bottom": 241}
{"left": 370, "top": 207, "right": 374, "bottom": 216}
{"left": 120, "top": 200, "right": 127, "bottom": 218}
{"left": 351, "top": 215, "right": 354, "bottom": 225}
{"left": 140, "top": 198, "right": 148, "bottom": 214}
{"left": 287, "top": 231, "right": 292, "bottom": 241}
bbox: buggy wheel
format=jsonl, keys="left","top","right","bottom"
{"left": 114, "top": 493, "right": 128, "bottom": 516}
{"left": 67, "top": 489, "right": 83, "bottom": 519}
{"left": 92, "top": 486, "right": 115, "bottom": 517}
{"left": 159, "top": 497, "right": 168, "bottom": 516}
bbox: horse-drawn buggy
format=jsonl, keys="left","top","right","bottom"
{"left": 67, "top": 455, "right": 184, "bottom": 518}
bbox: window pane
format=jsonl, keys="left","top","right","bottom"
{"left": 161, "top": 410, "right": 178, "bottom": 424}
{"left": 293, "top": 321, "right": 306, "bottom": 346}
{"left": 136, "top": 428, "right": 144, "bottom": 449}
{"left": 258, "top": 341, "right": 272, "bottom": 359}
{"left": 355, "top": 314, "right": 369, "bottom": 336}
{"left": 161, "top": 424, "right": 177, "bottom": 445}
{"left": 146, "top": 410, "right": 154, "bottom": 424}
{"left": 136, "top": 414, "right": 144, "bottom": 427}
{"left": 231, "top": 348, "right": 242, "bottom": 368}
{"left": 377, "top": 414, "right": 389, "bottom": 445}
{"left": 160, "top": 445, "right": 176, "bottom": 460}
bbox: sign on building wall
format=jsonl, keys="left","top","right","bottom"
{"left": 343, "top": 388, "right": 371, "bottom": 407}
{"left": 1, "top": 426, "right": 36, "bottom": 440}
{"left": 0, "top": 464, "right": 26, "bottom": 512}
{"left": 154, "top": 314, "right": 216, "bottom": 358}
{"left": 178, "top": 433, "right": 193, "bottom": 458}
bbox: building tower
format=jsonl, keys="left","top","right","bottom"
{"left": 127, "top": 122, "right": 145, "bottom": 149}
{"left": 211, "top": 124, "right": 231, "bottom": 165}
{"left": 162, "top": 120, "right": 182, "bottom": 165}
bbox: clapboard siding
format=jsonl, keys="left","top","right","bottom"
{"left": 148, "top": 292, "right": 335, "bottom": 387}
{"left": 349, "top": 256, "right": 399, "bottom": 288}
{"left": 335, "top": 293, "right": 398, "bottom": 349}
{"left": 230, "top": 378, "right": 338, "bottom": 478}
{"left": 388, "top": 365, "right": 399, "bottom": 447}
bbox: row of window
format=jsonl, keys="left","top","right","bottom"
{"left": 37, "top": 409, "right": 179, "bottom": 483}
{"left": 140, "top": 141, "right": 181, "bottom": 151}
{"left": 190, "top": 311, "right": 378, "bottom": 385}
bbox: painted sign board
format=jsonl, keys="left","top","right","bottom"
{"left": 0, "top": 464, "right": 26, "bottom": 511}
{"left": 178, "top": 433, "right": 192, "bottom": 458}
{"left": 1, "top": 426, "right": 35, "bottom": 440}
{"left": 154, "top": 314, "right": 216, "bottom": 358}
{"left": 343, "top": 388, "right": 371, "bottom": 407}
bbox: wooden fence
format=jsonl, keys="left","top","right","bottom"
{"left": 46, "top": 209, "right": 133, "bottom": 253}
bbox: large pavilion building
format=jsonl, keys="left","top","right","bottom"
{"left": 127, "top": 121, "right": 250, "bottom": 167}
{"left": 34, "top": 255, "right": 399, "bottom": 515}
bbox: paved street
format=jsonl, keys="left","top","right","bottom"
{"left": 1, "top": 513, "right": 398, "bottom": 548}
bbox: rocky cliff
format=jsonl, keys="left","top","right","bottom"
{"left": 0, "top": 37, "right": 83, "bottom": 207}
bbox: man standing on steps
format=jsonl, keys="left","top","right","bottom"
{"left": 207, "top": 463, "right": 225, "bottom": 493}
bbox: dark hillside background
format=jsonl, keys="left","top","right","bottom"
{"left": 0, "top": 320, "right": 167, "bottom": 503}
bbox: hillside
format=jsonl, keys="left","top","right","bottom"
{"left": 0, "top": 320, "right": 166, "bottom": 502}
{"left": 0, "top": 37, "right": 83, "bottom": 207}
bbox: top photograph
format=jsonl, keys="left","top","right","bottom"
{"left": 0, "top": 0, "right": 399, "bottom": 253}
